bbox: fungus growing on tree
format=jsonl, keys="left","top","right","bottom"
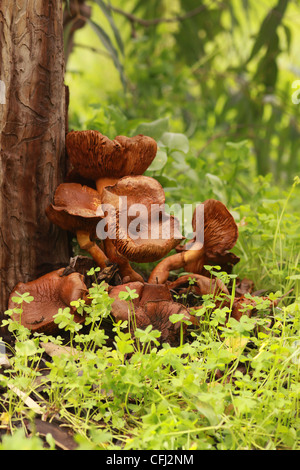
{"left": 108, "top": 281, "right": 192, "bottom": 346}
{"left": 45, "top": 182, "right": 108, "bottom": 269}
{"left": 100, "top": 175, "right": 183, "bottom": 280}
{"left": 148, "top": 199, "right": 238, "bottom": 284}
{"left": 65, "top": 130, "right": 158, "bottom": 197}
{"left": 8, "top": 268, "right": 88, "bottom": 333}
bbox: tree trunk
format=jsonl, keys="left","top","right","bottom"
{"left": 0, "top": 0, "right": 70, "bottom": 324}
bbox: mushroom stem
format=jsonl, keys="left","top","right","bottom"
{"left": 96, "top": 177, "right": 119, "bottom": 197}
{"left": 76, "top": 230, "right": 108, "bottom": 269}
{"left": 148, "top": 242, "right": 204, "bottom": 284}
{"left": 168, "top": 274, "right": 229, "bottom": 296}
{"left": 104, "top": 239, "right": 144, "bottom": 283}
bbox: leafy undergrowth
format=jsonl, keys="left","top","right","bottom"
{"left": 0, "top": 178, "right": 299, "bottom": 451}
{"left": 0, "top": 270, "right": 299, "bottom": 451}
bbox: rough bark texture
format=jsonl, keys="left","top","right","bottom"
{"left": 0, "top": 0, "right": 70, "bottom": 323}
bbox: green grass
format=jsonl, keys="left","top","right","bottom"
{"left": 1, "top": 123, "right": 299, "bottom": 450}
{"left": 1, "top": 264, "right": 299, "bottom": 450}
{"left": 234, "top": 175, "right": 300, "bottom": 294}
{"left": 2, "top": 0, "right": 300, "bottom": 449}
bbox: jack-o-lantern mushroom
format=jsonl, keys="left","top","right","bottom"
{"left": 65, "top": 130, "right": 158, "bottom": 197}
{"left": 8, "top": 268, "right": 89, "bottom": 334}
{"left": 100, "top": 175, "right": 183, "bottom": 282}
{"left": 45, "top": 182, "right": 108, "bottom": 269}
{"left": 148, "top": 199, "right": 238, "bottom": 284}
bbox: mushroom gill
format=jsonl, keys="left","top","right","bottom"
{"left": 8, "top": 268, "right": 88, "bottom": 333}
{"left": 45, "top": 183, "right": 108, "bottom": 269}
{"left": 101, "top": 175, "right": 183, "bottom": 263}
{"left": 99, "top": 176, "right": 182, "bottom": 281}
{"left": 108, "top": 281, "right": 191, "bottom": 346}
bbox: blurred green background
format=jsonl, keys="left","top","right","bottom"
{"left": 63, "top": 0, "right": 300, "bottom": 294}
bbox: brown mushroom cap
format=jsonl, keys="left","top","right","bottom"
{"left": 108, "top": 281, "right": 191, "bottom": 346}
{"left": 8, "top": 268, "right": 88, "bottom": 333}
{"left": 184, "top": 199, "right": 238, "bottom": 274}
{"left": 193, "top": 199, "right": 238, "bottom": 253}
{"left": 66, "top": 130, "right": 157, "bottom": 181}
{"left": 101, "top": 176, "right": 182, "bottom": 263}
{"left": 45, "top": 183, "right": 103, "bottom": 236}
{"left": 108, "top": 281, "right": 173, "bottom": 321}
{"left": 134, "top": 301, "right": 191, "bottom": 346}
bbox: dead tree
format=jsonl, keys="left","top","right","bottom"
{"left": 0, "top": 0, "right": 70, "bottom": 325}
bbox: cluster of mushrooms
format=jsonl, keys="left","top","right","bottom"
{"left": 8, "top": 130, "right": 255, "bottom": 346}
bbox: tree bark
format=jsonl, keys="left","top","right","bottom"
{"left": 0, "top": 0, "right": 70, "bottom": 323}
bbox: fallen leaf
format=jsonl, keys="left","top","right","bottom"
{"left": 41, "top": 342, "right": 81, "bottom": 358}
{"left": 26, "top": 418, "right": 77, "bottom": 450}
{"left": 223, "top": 336, "right": 249, "bottom": 357}
{"left": 6, "top": 383, "right": 45, "bottom": 415}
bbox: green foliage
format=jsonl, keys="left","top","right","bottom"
{"left": 65, "top": 0, "right": 300, "bottom": 182}
{"left": 0, "top": 428, "right": 46, "bottom": 450}
{"left": 65, "top": 98, "right": 300, "bottom": 294}
{"left": 1, "top": 274, "right": 300, "bottom": 449}
{"left": 2, "top": 0, "right": 297, "bottom": 450}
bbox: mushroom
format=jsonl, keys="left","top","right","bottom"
{"left": 192, "top": 294, "right": 272, "bottom": 323}
{"left": 108, "top": 281, "right": 191, "bottom": 346}
{"left": 108, "top": 281, "right": 173, "bottom": 318}
{"left": 65, "top": 130, "right": 158, "bottom": 197}
{"left": 100, "top": 175, "right": 183, "bottom": 280}
{"left": 235, "top": 278, "right": 255, "bottom": 297}
{"left": 102, "top": 237, "right": 144, "bottom": 283}
{"left": 8, "top": 268, "right": 88, "bottom": 333}
{"left": 134, "top": 301, "right": 191, "bottom": 346}
{"left": 45, "top": 182, "right": 108, "bottom": 269}
{"left": 168, "top": 273, "right": 229, "bottom": 297}
{"left": 176, "top": 246, "right": 240, "bottom": 278}
{"left": 148, "top": 199, "right": 238, "bottom": 284}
